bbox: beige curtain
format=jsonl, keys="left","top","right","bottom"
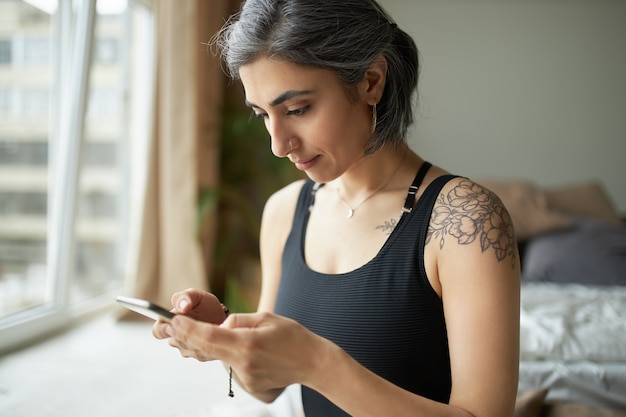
{"left": 121, "top": 0, "right": 233, "bottom": 315}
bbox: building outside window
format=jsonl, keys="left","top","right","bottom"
{"left": 0, "top": 39, "right": 11, "bottom": 64}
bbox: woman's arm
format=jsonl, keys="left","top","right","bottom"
{"left": 433, "top": 179, "right": 520, "bottom": 416}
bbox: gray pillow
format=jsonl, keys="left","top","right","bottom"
{"left": 522, "top": 219, "right": 626, "bottom": 286}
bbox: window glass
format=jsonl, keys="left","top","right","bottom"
{"left": 22, "top": 37, "right": 50, "bottom": 66}
{"left": 0, "top": 0, "right": 52, "bottom": 319}
{"left": 0, "top": 0, "right": 154, "bottom": 348}
{"left": 21, "top": 88, "right": 49, "bottom": 117}
{"left": 94, "top": 38, "right": 118, "bottom": 64}
{"left": 72, "top": 1, "right": 151, "bottom": 303}
{"left": 0, "top": 88, "right": 10, "bottom": 117}
{"left": 0, "top": 141, "right": 47, "bottom": 165}
{"left": 0, "top": 39, "right": 11, "bottom": 64}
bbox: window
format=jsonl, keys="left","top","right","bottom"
{"left": 95, "top": 38, "right": 118, "bottom": 64}
{"left": 20, "top": 88, "right": 49, "bottom": 118}
{"left": 87, "top": 88, "right": 121, "bottom": 119}
{"left": 0, "top": 191, "right": 47, "bottom": 216}
{"left": 0, "top": 141, "right": 48, "bottom": 166}
{"left": 83, "top": 142, "right": 116, "bottom": 167}
{"left": 0, "top": 88, "right": 11, "bottom": 119}
{"left": 0, "top": 0, "right": 154, "bottom": 352}
{"left": 22, "top": 37, "right": 50, "bottom": 66}
{"left": 0, "top": 39, "right": 11, "bottom": 64}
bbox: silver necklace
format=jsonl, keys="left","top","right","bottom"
{"left": 334, "top": 150, "right": 407, "bottom": 219}
{"left": 335, "top": 185, "right": 383, "bottom": 218}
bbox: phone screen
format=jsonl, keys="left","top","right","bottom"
{"left": 116, "top": 295, "right": 176, "bottom": 322}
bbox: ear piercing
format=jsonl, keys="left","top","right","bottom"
{"left": 371, "top": 104, "right": 377, "bottom": 134}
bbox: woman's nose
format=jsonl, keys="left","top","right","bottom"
{"left": 267, "top": 118, "right": 291, "bottom": 157}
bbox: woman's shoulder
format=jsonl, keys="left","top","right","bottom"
{"left": 262, "top": 179, "right": 308, "bottom": 222}
{"left": 432, "top": 176, "right": 509, "bottom": 217}
{"left": 428, "top": 175, "right": 516, "bottom": 262}
{"left": 420, "top": 165, "right": 503, "bottom": 212}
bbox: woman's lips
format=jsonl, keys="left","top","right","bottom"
{"left": 293, "top": 155, "right": 319, "bottom": 171}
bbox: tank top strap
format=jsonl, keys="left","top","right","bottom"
{"left": 292, "top": 180, "right": 315, "bottom": 227}
{"left": 289, "top": 180, "right": 325, "bottom": 236}
{"left": 307, "top": 181, "right": 324, "bottom": 213}
{"left": 402, "top": 161, "right": 433, "bottom": 214}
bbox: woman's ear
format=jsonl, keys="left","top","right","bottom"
{"left": 360, "top": 55, "right": 388, "bottom": 105}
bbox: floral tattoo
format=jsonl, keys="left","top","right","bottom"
{"left": 376, "top": 218, "right": 398, "bottom": 235}
{"left": 426, "top": 180, "right": 517, "bottom": 267}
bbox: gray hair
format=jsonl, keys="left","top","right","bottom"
{"left": 213, "top": 0, "right": 419, "bottom": 154}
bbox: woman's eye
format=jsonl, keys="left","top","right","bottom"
{"left": 251, "top": 112, "right": 268, "bottom": 120}
{"left": 286, "top": 105, "right": 310, "bottom": 116}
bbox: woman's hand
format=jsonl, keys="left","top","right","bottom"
{"left": 166, "top": 312, "right": 330, "bottom": 397}
{"left": 152, "top": 289, "right": 227, "bottom": 340}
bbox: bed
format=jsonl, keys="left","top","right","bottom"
{"left": 482, "top": 180, "right": 626, "bottom": 416}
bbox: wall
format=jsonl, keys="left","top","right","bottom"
{"left": 382, "top": 0, "right": 626, "bottom": 213}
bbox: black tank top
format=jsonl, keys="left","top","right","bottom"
{"left": 274, "top": 164, "right": 456, "bottom": 416}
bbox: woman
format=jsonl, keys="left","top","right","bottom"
{"left": 153, "top": 1, "right": 520, "bottom": 416}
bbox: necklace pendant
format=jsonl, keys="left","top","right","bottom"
{"left": 347, "top": 208, "right": 354, "bottom": 218}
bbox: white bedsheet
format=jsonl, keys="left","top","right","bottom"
{"left": 520, "top": 282, "right": 626, "bottom": 362}
{"left": 519, "top": 361, "right": 626, "bottom": 410}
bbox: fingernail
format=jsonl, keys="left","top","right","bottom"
{"left": 165, "top": 325, "right": 175, "bottom": 337}
{"left": 178, "top": 299, "right": 189, "bottom": 311}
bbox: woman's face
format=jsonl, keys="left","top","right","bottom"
{"left": 239, "top": 56, "right": 372, "bottom": 183}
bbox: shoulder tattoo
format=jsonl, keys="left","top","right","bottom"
{"left": 426, "top": 179, "right": 517, "bottom": 267}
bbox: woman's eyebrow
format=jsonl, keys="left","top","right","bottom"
{"left": 245, "top": 89, "right": 314, "bottom": 109}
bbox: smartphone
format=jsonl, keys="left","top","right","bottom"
{"left": 116, "top": 295, "right": 176, "bottom": 322}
